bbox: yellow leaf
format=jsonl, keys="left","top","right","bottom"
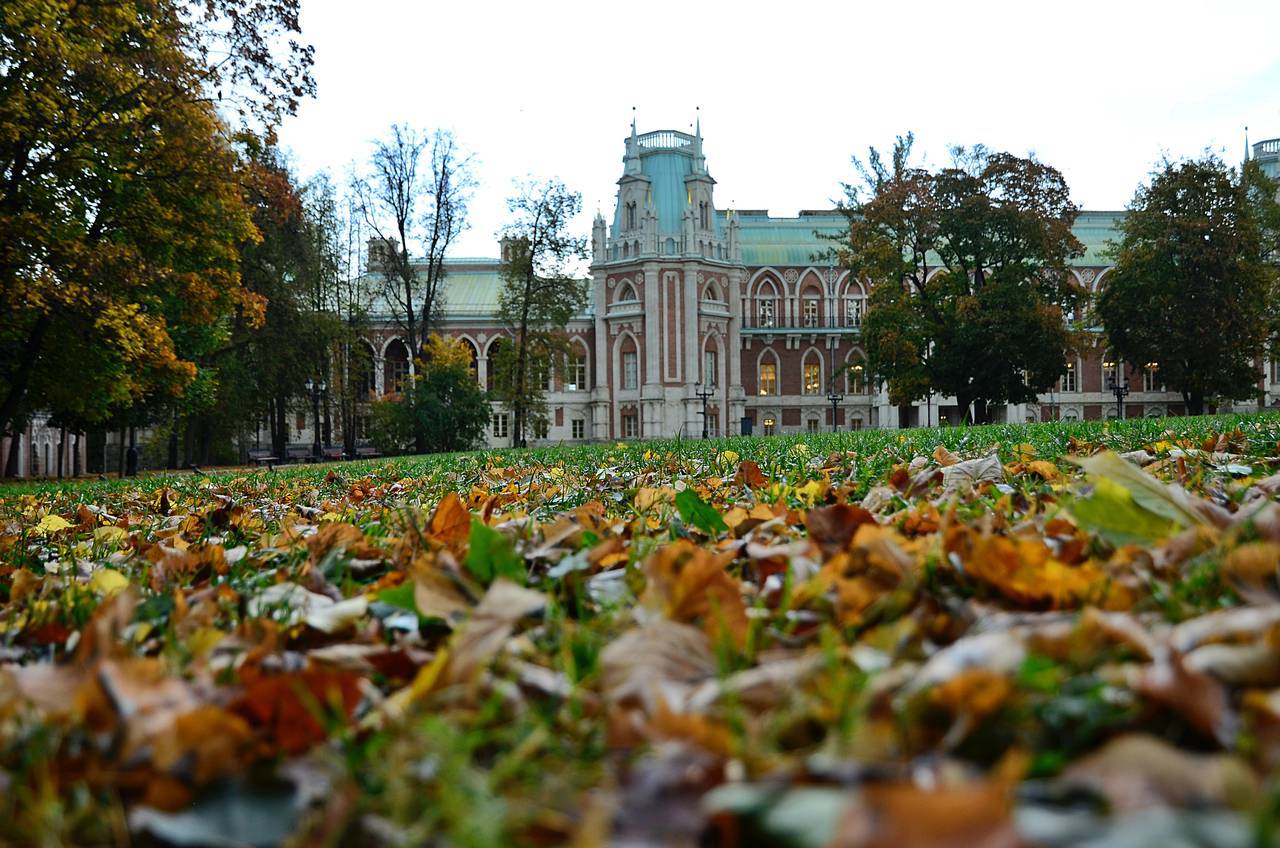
{"left": 94, "top": 525, "right": 129, "bottom": 545}
{"left": 319, "top": 511, "right": 342, "bottom": 522}
{"left": 34, "top": 514, "right": 72, "bottom": 535}
{"left": 720, "top": 450, "right": 739, "bottom": 464}
{"left": 90, "top": 568, "right": 130, "bottom": 596}
{"left": 796, "top": 479, "right": 826, "bottom": 506}
{"left": 1012, "top": 443, "right": 1037, "bottom": 463}
{"left": 1026, "top": 460, "right": 1060, "bottom": 481}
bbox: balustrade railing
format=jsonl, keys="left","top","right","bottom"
{"left": 742, "top": 314, "right": 862, "bottom": 331}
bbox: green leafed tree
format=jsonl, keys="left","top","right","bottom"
{"left": 1097, "top": 154, "right": 1280, "bottom": 414}
{"left": 368, "top": 335, "right": 490, "bottom": 455}
{"left": 838, "top": 135, "right": 1085, "bottom": 424}
{"left": 492, "top": 180, "right": 589, "bottom": 447}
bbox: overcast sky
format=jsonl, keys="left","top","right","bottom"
{"left": 277, "top": 0, "right": 1280, "bottom": 259}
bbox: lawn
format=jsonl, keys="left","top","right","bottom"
{"left": 3, "top": 414, "right": 1280, "bottom": 846}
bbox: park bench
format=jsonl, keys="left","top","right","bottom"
{"left": 321, "top": 446, "right": 344, "bottom": 461}
{"left": 354, "top": 446, "right": 382, "bottom": 460}
{"left": 285, "top": 445, "right": 312, "bottom": 463}
{"left": 246, "top": 449, "right": 277, "bottom": 467}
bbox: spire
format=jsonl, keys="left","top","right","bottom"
{"left": 692, "top": 106, "right": 706, "bottom": 174}
{"left": 1245, "top": 125, "right": 1251, "bottom": 165}
{"left": 624, "top": 108, "right": 642, "bottom": 176}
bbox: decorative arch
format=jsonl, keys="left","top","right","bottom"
{"left": 565, "top": 337, "right": 590, "bottom": 391}
{"left": 457, "top": 336, "right": 479, "bottom": 380}
{"left": 701, "top": 280, "right": 722, "bottom": 302}
{"left": 798, "top": 272, "right": 824, "bottom": 327}
{"left": 751, "top": 275, "right": 781, "bottom": 328}
{"left": 616, "top": 282, "right": 638, "bottom": 302}
{"left": 754, "top": 347, "right": 781, "bottom": 396}
{"left": 800, "top": 345, "right": 825, "bottom": 395}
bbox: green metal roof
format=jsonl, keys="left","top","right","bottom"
{"left": 365, "top": 259, "right": 592, "bottom": 322}
{"left": 737, "top": 209, "right": 1124, "bottom": 268}
{"left": 610, "top": 131, "right": 722, "bottom": 241}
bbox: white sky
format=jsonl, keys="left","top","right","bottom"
{"left": 277, "top": 0, "right": 1280, "bottom": 259}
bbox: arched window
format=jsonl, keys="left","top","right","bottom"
{"left": 460, "top": 339, "right": 479, "bottom": 382}
{"left": 846, "top": 352, "right": 868, "bottom": 394}
{"left": 802, "top": 351, "right": 822, "bottom": 395}
{"left": 384, "top": 339, "right": 410, "bottom": 394}
{"left": 702, "top": 339, "right": 720, "bottom": 388}
{"left": 486, "top": 337, "right": 511, "bottom": 393}
{"left": 702, "top": 282, "right": 721, "bottom": 302}
{"left": 617, "top": 283, "right": 637, "bottom": 303}
{"left": 664, "top": 238, "right": 676, "bottom": 255}
{"left": 757, "top": 352, "right": 779, "bottom": 396}
{"left": 626, "top": 201, "right": 637, "bottom": 230}
{"left": 756, "top": 280, "right": 778, "bottom": 328}
{"left": 699, "top": 201, "right": 709, "bottom": 231}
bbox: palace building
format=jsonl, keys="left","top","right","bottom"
{"left": 6, "top": 128, "right": 1278, "bottom": 475}
{"left": 352, "top": 125, "right": 1280, "bottom": 449}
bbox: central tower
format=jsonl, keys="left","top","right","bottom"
{"left": 589, "top": 119, "right": 745, "bottom": 439}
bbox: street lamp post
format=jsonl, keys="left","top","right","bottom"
{"left": 694, "top": 381, "right": 715, "bottom": 439}
{"left": 305, "top": 378, "right": 326, "bottom": 459}
{"left": 1107, "top": 376, "right": 1129, "bottom": 420}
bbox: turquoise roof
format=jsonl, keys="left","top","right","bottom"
{"left": 737, "top": 209, "right": 1124, "bottom": 268}
{"left": 610, "top": 130, "right": 722, "bottom": 241}
{"left": 365, "top": 259, "right": 591, "bottom": 322}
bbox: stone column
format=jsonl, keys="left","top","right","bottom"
{"left": 591, "top": 270, "right": 610, "bottom": 441}
{"left": 642, "top": 262, "right": 661, "bottom": 437}
{"left": 727, "top": 267, "right": 746, "bottom": 433}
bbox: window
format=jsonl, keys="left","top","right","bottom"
{"left": 848, "top": 362, "right": 866, "bottom": 394}
{"left": 803, "top": 297, "right": 819, "bottom": 328}
{"left": 622, "top": 413, "right": 638, "bottom": 439}
{"left": 617, "top": 283, "right": 637, "bottom": 302}
{"left": 844, "top": 297, "right": 863, "bottom": 327}
{"left": 1272, "top": 359, "right": 1280, "bottom": 385}
{"left": 803, "top": 361, "right": 821, "bottom": 395}
{"left": 626, "top": 201, "right": 636, "bottom": 230}
{"left": 758, "top": 299, "right": 775, "bottom": 328}
{"left": 763, "top": 417, "right": 776, "bottom": 436}
{"left": 572, "top": 419, "right": 585, "bottom": 439}
{"left": 703, "top": 349, "right": 718, "bottom": 387}
{"left": 386, "top": 356, "right": 409, "bottom": 393}
{"left": 758, "top": 362, "right": 777, "bottom": 395}
{"left": 1102, "top": 356, "right": 1119, "bottom": 390}
{"left": 1143, "top": 362, "right": 1162, "bottom": 392}
{"left": 850, "top": 415, "right": 863, "bottom": 431}
{"left": 1061, "top": 361, "right": 1077, "bottom": 393}
{"left": 295, "top": 412, "right": 306, "bottom": 432}
{"left": 533, "top": 419, "right": 548, "bottom": 439}
{"left": 622, "top": 351, "right": 638, "bottom": 390}
{"left": 807, "top": 418, "right": 819, "bottom": 433}
{"left": 567, "top": 353, "right": 587, "bottom": 391}
{"left": 492, "top": 413, "right": 509, "bottom": 439}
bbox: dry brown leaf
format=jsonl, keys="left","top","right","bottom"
{"left": 641, "top": 540, "right": 748, "bottom": 649}
{"left": 428, "top": 491, "right": 471, "bottom": 547}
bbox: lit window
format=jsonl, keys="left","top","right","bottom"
{"left": 844, "top": 298, "right": 863, "bottom": 327}
{"left": 758, "top": 299, "right": 775, "bottom": 328}
{"left": 622, "top": 413, "right": 638, "bottom": 438}
{"left": 803, "top": 361, "right": 821, "bottom": 395}
{"left": 571, "top": 419, "right": 585, "bottom": 439}
{"left": 759, "top": 362, "right": 777, "bottom": 395}
{"left": 703, "top": 349, "right": 718, "bottom": 387}
{"left": 1143, "top": 362, "right": 1162, "bottom": 392}
{"left": 492, "top": 413, "right": 509, "bottom": 438}
{"left": 848, "top": 362, "right": 866, "bottom": 394}
{"left": 803, "top": 298, "right": 819, "bottom": 328}
{"left": 1102, "top": 355, "right": 1119, "bottom": 390}
{"left": 763, "top": 417, "right": 776, "bottom": 436}
{"left": 622, "top": 351, "right": 638, "bottom": 390}
{"left": 1061, "top": 361, "right": 1077, "bottom": 393}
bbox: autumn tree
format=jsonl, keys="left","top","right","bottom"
{"left": 838, "top": 136, "right": 1085, "bottom": 423}
{"left": 354, "top": 126, "right": 474, "bottom": 358}
{"left": 0, "top": 0, "right": 314, "bottom": 472}
{"left": 492, "top": 180, "right": 589, "bottom": 447}
{"left": 1097, "top": 155, "right": 1280, "bottom": 414}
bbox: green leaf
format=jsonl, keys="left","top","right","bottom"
{"left": 1067, "top": 476, "right": 1180, "bottom": 545}
{"left": 675, "top": 488, "right": 728, "bottom": 535}
{"left": 376, "top": 582, "right": 418, "bottom": 614}
{"left": 466, "top": 519, "right": 526, "bottom": 584}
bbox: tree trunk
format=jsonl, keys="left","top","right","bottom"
{"left": 1185, "top": 390, "right": 1205, "bottom": 416}
{"left": 57, "top": 425, "right": 66, "bottom": 478}
{"left": 167, "top": 413, "right": 179, "bottom": 469}
{"left": 4, "top": 431, "right": 20, "bottom": 478}
{"left": 118, "top": 427, "right": 127, "bottom": 476}
{"left": 72, "top": 431, "right": 80, "bottom": 477}
{"left": 273, "top": 396, "right": 287, "bottom": 455}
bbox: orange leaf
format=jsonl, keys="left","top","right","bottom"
{"left": 429, "top": 492, "right": 471, "bottom": 546}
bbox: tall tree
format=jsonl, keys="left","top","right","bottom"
{"left": 0, "top": 0, "right": 313, "bottom": 465}
{"left": 1097, "top": 155, "right": 1280, "bottom": 414}
{"left": 493, "top": 180, "right": 588, "bottom": 447}
{"left": 839, "top": 137, "right": 1085, "bottom": 423}
{"left": 354, "top": 126, "right": 473, "bottom": 358}
{"left": 368, "top": 335, "right": 490, "bottom": 455}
